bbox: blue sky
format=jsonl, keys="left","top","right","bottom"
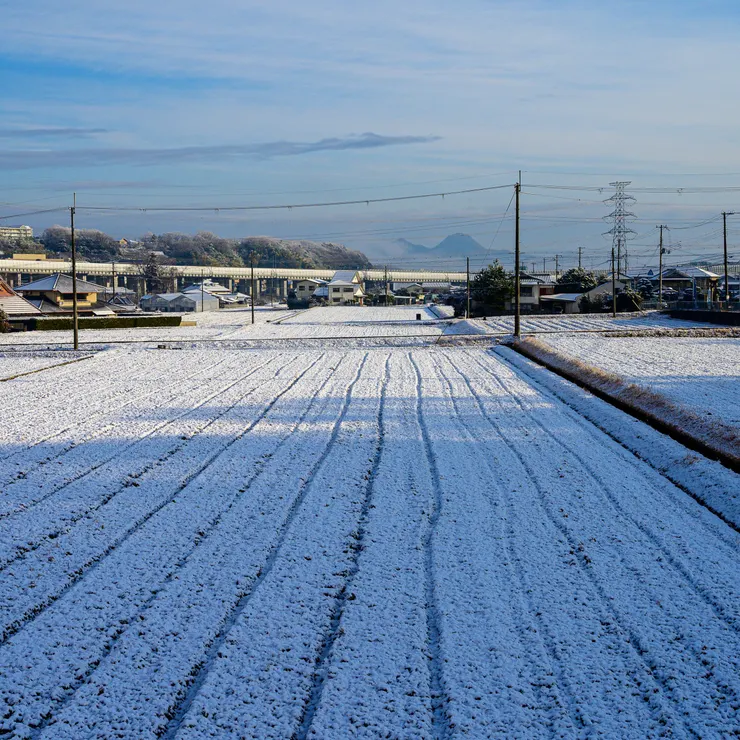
{"left": 1, "top": 0, "right": 740, "bottom": 268}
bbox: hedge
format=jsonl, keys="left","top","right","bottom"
{"left": 29, "top": 315, "right": 183, "bottom": 331}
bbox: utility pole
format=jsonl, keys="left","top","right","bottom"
{"left": 578, "top": 246, "right": 583, "bottom": 269}
{"left": 611, "top": 247, "right": 617, "bottom": 318}
{"left": 201, "top": 267, "right": 205, "bottom": 312}
{"left": 554, "top": 254, "right": 562, "bottom": 280}
{"left": 723, "top": 211, "right": 735, "bottom": 303}
{"left": 543, "top": 257, "right": 547, "bottom": 272}
{"left": 384, "top": 265, "right": 389, "bottom": 305}
{"left": 70, "top": 193, "right": 79, "bottom": 351}
{"left": 514, "top": 178, "right": 521, "bottom": 338}
{"left": 531, "top": 261, "right": 536, "bottom": 273}
{"left": 111, "top": 260, "right": 116, "bottom": 300}
{"left": 250, "top": 252, "right": 256, "bottom": 324}
{"left": 466, "top": 256, "right": 470, "bottom": 319}
{"left": 658, "top": 225, "right": 669, "bottom": 309}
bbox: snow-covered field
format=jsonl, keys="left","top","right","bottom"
{"left": 444, "top": 312, "right": 716, "bottom": 335}
{"left": 2, "top": 333, "right": 740, "bottom": 738}
{"left": 538, "top": 333, "right": 740, "bottom": 428}
{"left": 0, "top": 351, "right": 89, "bottom": 380}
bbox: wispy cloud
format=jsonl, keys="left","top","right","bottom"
{"left": 0, "top": 127, "right": 108, "bottom": 138}
{"left": 0, "top": 133, "right": 441, "bottom": 170}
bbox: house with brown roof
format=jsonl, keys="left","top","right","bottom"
{"left": 16, "top": 273, "right": 108, "bottom": 315}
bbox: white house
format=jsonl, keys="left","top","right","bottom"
{"left": 327, "top": 270, "right": 365, "bottom": 305}
{"left": 293, "top": 278, "right": 327, "bottom": 297}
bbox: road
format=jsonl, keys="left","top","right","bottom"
{"left": 1, "top": 345, "right": 739, "bottom": 738}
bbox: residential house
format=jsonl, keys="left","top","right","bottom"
{"left": 327, "top": 270, "right": 365, "bottom": 305}
{"left": 293, "top": 278, "right": 328, "bottom": 298}
{"left": 392, "top": 282, "right": 424, "bottom": 296}
{"left": 140, "top": 292, "right": 219, "bottom": 312}
{"left": 182, "top": 281, "right": 249, "bottom": 307}
{"left": 654, "top": 267, "right": 719, "bottom": 296}
{"left": 539, "top": 279, "right": 628, "bottom": 314}
{"left": 16, "top": 273, "right": 106, "bottom": 315}
{"left": 504, "top": 274, "right": 546, "bottom": 312}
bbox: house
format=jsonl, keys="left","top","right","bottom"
{"left": 182, "top": 282, "right": 249, "bottom": 307}
{"left": 293, "top": 279, "right": 327, "bottom": 297}
{"left": 0, "top": 277, "right": 41, "bottom": 317}
{"left": 392, "top": 282, "right": 424, "bottom": 296}
{"left": 16, "top": 273, "right": 104, "bottom": 314}
{"left": 654, "top": 266, "right": 718, "bottom": 295}
{"left": 140, "top": 292, "right": 219, "bottom": 312}
{"left": 327, "top": 270, "right": 365, "bottom": 305}
{"left": 504, "top": 274, "right": 546, "bottom": 312}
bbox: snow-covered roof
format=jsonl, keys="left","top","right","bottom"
{"left": 540, "top": 293, "right": 583, "bottom": 302}
{"left": 0, "top": 278, "right": 42, "bottom": 316}
{"left": 662, "top": 266, "right": 719, "bottom": 279}
{"left": 16, "top": 273, "right": 103, "bottom": 294}
{"left": 294, "top": 278, "right": 327, "bottom": 285}
{"left": 330, "top": 270, "right": 361, "bottom": 284}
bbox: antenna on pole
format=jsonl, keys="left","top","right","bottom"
{"left": 603, "top": 181, "right": 637, "bottom": 278}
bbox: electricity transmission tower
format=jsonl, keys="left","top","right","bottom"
{"left": 603, "top": 181, "right": 636, "bottom": 278}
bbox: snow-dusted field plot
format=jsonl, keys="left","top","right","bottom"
{"left": 0, "top": 351, "right": 88, "bottom": 380}
{"left": 445, "top": 312, "right": 716, "bottom": 336}
{"left": 2, "top": 343, "right": 740, "bottom": 739}
{"left": 285, "top": 305, "right": 449, "bottom": 324}
{"left": 539, "top": 333, "right": 740, "bottom": 428}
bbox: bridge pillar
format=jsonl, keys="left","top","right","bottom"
{"left": 281, "top": 280, "right": 288, "bottom": 298}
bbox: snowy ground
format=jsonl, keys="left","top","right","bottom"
{"left": 444, "top": 312, "right": 716, "bottom": 336}
{"left": 538, "top": 333, "right": 740, "bottom": 428}
{"left": 2, "top": 322, "right": 740, "bottom": 737}
{"left": 0, "top": 351, "right": 90, "bottom": 380}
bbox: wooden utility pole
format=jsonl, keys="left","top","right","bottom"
{"left": 658, "top": 225, "right": 669, "bottom": 309}
{"left": 578, "top": 246, "right": 583, "bottom": 269}
{"left": 250, "top": 252, "right": 256, "bottom": 324}
{"left": 201, "top": 268, "right": 205, "bottom": 312}
{"left": 554, "top": 254, "right": 562, "bottom": 280}
{"left": 111, "top": 261, "right": 116, "bottom": 300}
{"left": 611, "top": 247, "right": 617, "bottom": 318}
{"left": 70, "top": 193, "right": 79, "bottom": 351}
{"left": 384, "top": 265, "right": 389, "bottom": 305}
{"left": 466, "top": 256, "right": 470, "bottom": 319}
{"left": 723, "top": 212, "right": 734, "bottom": 302}
{"left": 514, "top": 179, "right": 521, "bottom": 338}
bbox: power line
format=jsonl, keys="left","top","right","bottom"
{"left": 74, "top": 183, "right": 516, "bottom": 213}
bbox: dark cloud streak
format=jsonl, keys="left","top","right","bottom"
{"left": 0, "top": 133, "right": 440, "bottom": 169}
{"left": 0, "top": 127, "right": 108, "bottom": 139}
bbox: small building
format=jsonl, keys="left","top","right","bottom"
{"left": 293, "top": 279, "right": 328, "bottom": 297}
{"left": 504, "top": 274, "right": 546, "bottom": 312}
{"left": 182, "top": 282, "right": 249, "bottom": 307}
{"left": 16, "top": 273, "right": 103, "bottom": 314}
{"left": 539, "top": 292, "right": 583, "bottom": 314}
{"left": 328, "top": 270, "right": 365, "bottom": 305}
{"left": 0, "top": 277, "right": 41, "bottom": 317}
{"left": 392, "top": 282, "right": 424, "bottom": 296}
{"left": 140, "top": 292, "right": 220, "bottom": 312}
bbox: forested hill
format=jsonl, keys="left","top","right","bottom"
{"left": 12, "top": 227, "right": 373, "bottom": 270}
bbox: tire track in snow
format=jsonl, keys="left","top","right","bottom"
{"left": 158, "top": 354, "right": 369, "bottom": 740}
{"left": 0, "top": 354, "right": 316, "bottom": 646}
{"left": 409, "top": 353, "right": 452, "bottom": 740}
{"left": 484, "top": 352, "right": 740, "bottom": 638}
{"left": 428, "top": 351, "right": 579, "bottom": 734}
{"left": 293, "top": 353, "right": 391, "bottom": 740}
{"left": 21, "top": 354, "right": 348, "bottom": 739}
{"left": 441, "top": 351, "right": 705, "bottom": 736}
{"left": 0, "top": 355, "right": 283, "bottom": 573}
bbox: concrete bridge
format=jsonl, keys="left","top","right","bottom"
{"left": 0, "top": 258, "right": 467, "bottom": 294}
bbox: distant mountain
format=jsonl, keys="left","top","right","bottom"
{"left": 395, "top": 233, "right": 486, "bottom": 262}
{"left": 431, "top": 233, "right": 485, "bottom": 258}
